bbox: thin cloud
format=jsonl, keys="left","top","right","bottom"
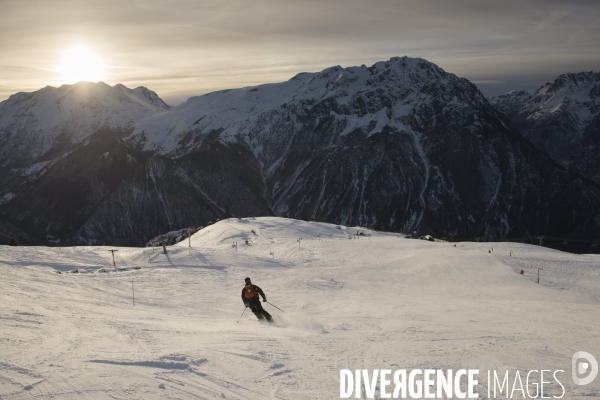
{"left": 532, "top": 10, "right": 570, "bottom": 34}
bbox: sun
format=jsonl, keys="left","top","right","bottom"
{"left": 59, "top": 46, "right": 106, "bottom": 84}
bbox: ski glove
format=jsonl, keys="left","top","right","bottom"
{"left": 262, "top": 298, "right": 267, "bottom": 302}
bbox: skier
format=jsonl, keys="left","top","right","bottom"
{"left": 241, "top": 277, "right": 273, "bottom": 322}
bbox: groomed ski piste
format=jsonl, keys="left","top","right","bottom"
{"left": 1, "top": 217, "right": 599, "bottom": 399}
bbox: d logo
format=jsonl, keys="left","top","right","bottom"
{"left": 572, "top": 351, "right": 598, "bottom": 385}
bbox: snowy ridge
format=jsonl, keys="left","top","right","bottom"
{"left": 1, "top": 217, "right": 599, "bottom": 398}
{"left": 130, "top": 56, "right": 486, "bottom": 157}
{"left": 0, "top": 81, "right": 170, "bottom": 167}
{"left": 490, "top": 72, "right": 600, "bottom": 140}
{"left": 490, "top": 71, "right": 600, "bottom": 183}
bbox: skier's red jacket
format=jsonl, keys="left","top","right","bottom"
{"left": 241, "top": 283, "right": 266, "bottom": 304}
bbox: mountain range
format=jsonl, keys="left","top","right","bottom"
{"left": 1, "top": 57, "right": 599, "bottom": 246}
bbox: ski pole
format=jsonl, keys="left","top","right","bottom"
{"left": 266, "top": 302, "right": 285, "bottom": 313}
{"left": 237, "top": 307, "right": 247, "bottom": 323}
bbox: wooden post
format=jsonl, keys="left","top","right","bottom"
{"left": 189, "top": 226, "right": 196, "bottom": 247}
{"left": 537, "top": 235, "right": 544, "bottom": 246}
{"left": 537, "top": 267, "right": 543, "bottom": 284}
{"left": 108, "top": 249, "right": 119, "bottom": 266}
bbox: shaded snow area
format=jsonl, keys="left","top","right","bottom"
{"left": 1, "top": 217, "right": 599, "bottom": 399}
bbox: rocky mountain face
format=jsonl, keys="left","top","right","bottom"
{"left": 1, "top": 58, "right": 600, "bottom": 246}
{"left": 490, "top": 72, "right": 600, "bottom": 184}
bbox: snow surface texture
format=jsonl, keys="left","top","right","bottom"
{"left": 1, "top": 217, "right": 599, "bottom": 399}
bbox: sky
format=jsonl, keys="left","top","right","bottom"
{"left": 1, "top": 0, "right": 599, "bottom": 106}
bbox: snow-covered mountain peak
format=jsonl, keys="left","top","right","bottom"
{"left": 490, "top": 71, "right": 600, "bottom": 139}
{"left": 113, "top": 83, "right": 171, "bottom": 111}
{"left": 489, "top": 70, "right": 600, "bottom": 183}
{"left": 541, "top": 71, "right": 600, "bottom": 97}
{"left": 0, "top": 82, "right": 170, "bottom": 167}
{"left": 129, "top": 56, "right": 486, "bottom": 155}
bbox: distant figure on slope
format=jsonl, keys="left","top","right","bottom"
{"left": 241, "top": 277, "right": 273, "bottom": 322}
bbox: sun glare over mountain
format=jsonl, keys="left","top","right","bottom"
{"left": 59, "top": 46, "right": 106, "bottom": 84}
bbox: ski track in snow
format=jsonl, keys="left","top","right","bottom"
{"left": 1, "top": 217, "right": 599, "bottom": 399}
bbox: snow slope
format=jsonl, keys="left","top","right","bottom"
{"left": 1, "top": 217, "right": 599, "bottom": 399}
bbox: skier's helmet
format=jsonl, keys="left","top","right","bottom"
{"left": 245, "top": 277, "right": 251, "bottom": 284}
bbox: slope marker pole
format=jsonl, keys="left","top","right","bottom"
{"left": 108, "top": 249, "right": 118, "bottom": 266}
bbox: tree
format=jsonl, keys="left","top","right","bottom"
{"left": 8, "top": 237, "right": 18, "bottom": 246}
